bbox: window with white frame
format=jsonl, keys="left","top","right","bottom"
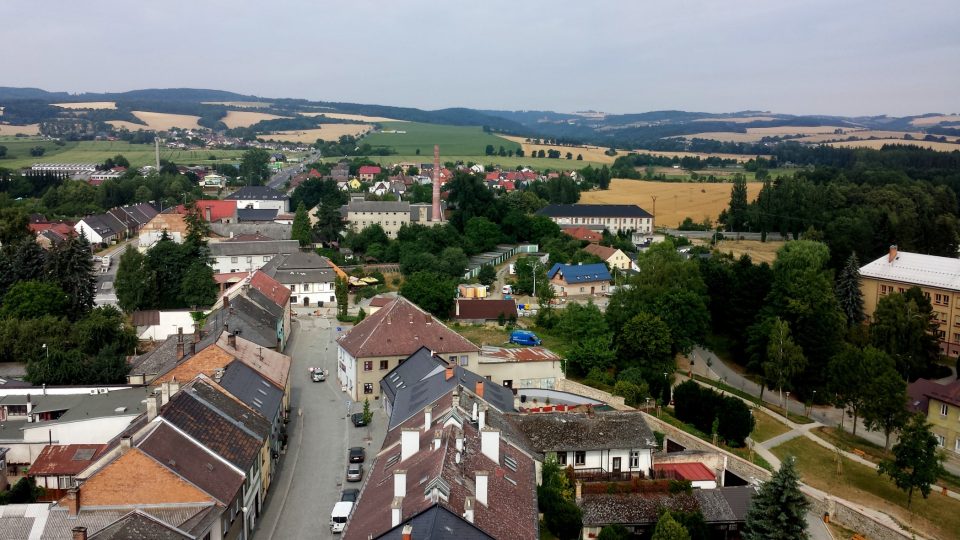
{"left": 942, "top": 403, "right": 949, "bottom": 416}
{"left": 574, "top": 451, "right": 586, "bottom": 466}
{"left": 630, "top": 450, "right": 640, "bottom": 469}
{"left": 556, "top": 452, "right": 567, "bottom": 466}
{"left": 936, "top": 434, "right": 945, "bottom": 447}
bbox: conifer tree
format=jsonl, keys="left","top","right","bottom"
{"left": 836, "top": 252, "right": 865, "bottom": 326}
{"left": 45, "top": 233, "right": 96, "bottom": 318}
{"left": 292, "top": 202, "right": 312, "bottom": 246}
{"left": 744, "top": 457, "right": 809, "bottom": 540}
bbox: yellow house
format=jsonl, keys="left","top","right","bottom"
{"left": 348, "top": 178, "right": 362, "bottom": 191}
{"left": 859, "top": 246, "right": 960, "bottom": 356}
{"left": 909, "top": 379, "right": 960, "bottom": 464}
{"left": 582, "top": 243, "right": 633, "bottom": 271}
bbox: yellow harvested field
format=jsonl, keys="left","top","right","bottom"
{"left": 827, "top": 139, "right": 960, "bottom": 151}
{"left": 910, "top": 114, "right": 960, "bottom": 126}
{"left": 202, "top": 101, "right": 272, "bottom": 108}
{"left": 257, "top": 124, "right": 373, "bottom": 143}
{"left": 106, "top": 120, "right": 148, "bottom": 131}
{"left": 300, "top": 112, "right": 404, "bottom": 123}
{"left": 52, "top": 101, "right": 117, "bottom": 110}
{"left": 579, "top": 179, "right": 762, "bottom": 228}
{"left": 685, "top": 125, "right": 853, "bottom": 142}
{"left": 0, "top": 124, "right": 41, "bottom": 135}
{"left": 798, "top": 130, "right": 927, "bottom": 143}
{"left": 132, "top": 111, "right": 201, "bottom": 130}
{"left": 692, "top": 116, "right": 777, "bottom": 123}
{"left": 500, "top": 135, "right": 615, "bottom": 163}
{"left": 712, "top": 239, "right": 786, "bottom": 264}
{"left": 221, "top": 110, "right": 289, "bottom": 129}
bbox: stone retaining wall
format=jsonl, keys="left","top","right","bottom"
{"left": 556, "top": 379, "right": 629, "bottom": 410}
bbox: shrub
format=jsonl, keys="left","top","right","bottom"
{"left": 672, "top": 380, "right": 754, "bottom": 446}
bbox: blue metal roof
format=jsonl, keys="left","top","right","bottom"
{"left": 547, "top": 262, "right": 612, "bottom": 283}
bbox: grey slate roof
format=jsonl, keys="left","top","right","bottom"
{"left": 694, "top": 486, "right": 756, "bottom": 523}
{"left": 386, "top": 349, "right": 515, "bottom": 430}
{"left": 41, "top": 504, "right": 213, "bottom": 539}
{"left": 374, "top": 504, "right": 494, "bottom": 540}
{"left": 537, "top": 204, "right": 652, "bottom": 218}
{"left": 225, "top": 186, "right": 289, "bottom": 201}
{"left": 209, "top": 222, "right": 291, "bottom": 240}
{"left": 204, "top": 296, "right": 278, "bottom": 350}
{"left": 380, "top": 346, "right": 446, "bottom": 405}
{"left": 127, "top": 331, "right": 221, "bottom": 381}
{"left": 218, "top": 360, "right": 284, "bottom": 421}
{"left": 28, "top": 388, "right": 149, "bottom": 427}
{"left": 505, "top": 411, "right": 658, "bottom": 452}
{"left": 89, "top": 510, "right": 193, "bottom": 539}
{"left": 209, "top": 239, "right": 298, "bottom": 257}
{"left": 260, "top": 251, "right": 336, "bottom": 284}
{"left": 237, "top": 208, "right": 279, "bottom": 222}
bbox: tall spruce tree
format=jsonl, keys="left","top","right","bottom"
{"left": 115, "top": 245, "right": 157, "bottom": 312}
{"left": 744, "top": 457, "right": 809, "bottom": 540}
{"left": 836, "top": 252, "right": 865, "bottom": 326}
{"left": 727, "top": 174, "right": 749, "bottom": 233}
{"left": 45, "top": 233, "right": 96, "bottom": 318}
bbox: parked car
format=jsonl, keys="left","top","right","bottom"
{"left": 330, "top": 501, "right": 353, "bottom": 533}
{"left": 340, "top": 488, "right": 359, "bottom": 503}
{"left": 346, "top": 463, "right": 363, "bottom": 482}
{"left": 311, "top": 369, "right": 326, "bottom": 382}
{"left": 509, "top": 330, "right": 542, "bottom": 346}
{"left": 349, "top": 446, "right": 366, "bottom": 463}
{"left": 351, "top": 413, "right": 368, "bottom": 427}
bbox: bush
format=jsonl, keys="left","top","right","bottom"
{"left": 613, "top": 379, "right": 648, "bottom": 407}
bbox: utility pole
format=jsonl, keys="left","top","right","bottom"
{"left": 650, "top": 195, "right": 657, "bottom": 231}
{"left": 155, "top": 136, "right": 160, "bottom": 171}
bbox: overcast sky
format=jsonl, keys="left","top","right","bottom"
{"left": 6, "top": 0, "right": 958, "bottom": 116}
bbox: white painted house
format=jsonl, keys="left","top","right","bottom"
{"left": 208, "top": 239, "right": 300, "bottom": 274}
{"left": 224, "top": 186, "right": 290, "bottom": 213}
{"left": 507, "top": 411, "right": 658, "bottom": 476}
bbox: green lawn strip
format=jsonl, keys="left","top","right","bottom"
{"left": 363, "top": 121, "right": 521, "bottom": 156}
{"left": 814, "top": 426, "right": 960, "bottom": 493}
{"left": 771, "top": 437, "right": 960, "bottom": 540}
{"left": 657, "top": 408, "right": 772, "bottom": 471}
{"left": 1, "top": 140, "right": 256, "bottom": 169}
{"left": 750, "top": 410, "right": 792, "bottom": 443}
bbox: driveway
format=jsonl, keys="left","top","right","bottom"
{"left": 255, "top": 314, "right": 387, "bottom": 539}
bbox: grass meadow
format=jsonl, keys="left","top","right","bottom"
{"left": 364, "top": 122, "right": 521, "bottom": 156}
{"left": 0, "top": 139, "right": 251, "bottom": 168}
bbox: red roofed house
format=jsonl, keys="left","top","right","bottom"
{"left": 485, "top": 171, "right": 501, "bottom": 181}
{"left": 28, "top": 444, "right": 105, "bottom": 501}
{"left": 177, "top": 199, "right": 238, "bottom": 223}
{"left": 562, "top": 226, "right": 603, "bottom": 243}
{"left": 336, "top": 296, "right": 480, "bottom": 400}
{"left": 358, "top": 165, "right": 382, "bottom": 182}
{"left": 451, "top": 298, "right": 517, "bottom": 323}
{"left": 654, "top": 462, "right": 718, "bottom": 489}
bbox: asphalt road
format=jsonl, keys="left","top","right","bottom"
{"left": 267, "top": 152, "right": 320, "bottom": 191}
{"left": 255, "top": 313, "right": 386, "bottom": 540}
{"left": 93, "top": 238, "right": 137, "bottom": 307}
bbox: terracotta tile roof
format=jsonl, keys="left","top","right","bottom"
{"left": 249, "top": 270, "right": 291, "bottom": 308}
{"left": 369, "top": 296, "right": 395, "bottom": 308}
{"left": 338, "top": 297, "right": 479, "bottom": 359}
{"left": 138, "top": 421, "right": 244, "bottom": 505}
{"left": 654, "top": 462, "right": 716, "bottom": 482}
{"left": 583, "top": 243, "right": 618, "bottom": 261}
{"left": 216, "top": 331, "right": 291, "bottom": 390}
{"left": 451, "top": 299, "right": 517, "bottom": 321}
{"left": 28, "top": 444, "right": 105, "bottom": 476}
{"left": 177, "top": 200, "right": 237, "bottom": 222}
{"left": 358, "top": 165, "right": 382, "bottom": 175}
{"left": 344, "top": 388, "right": 538, "bottom": 540}
{"left": 562, "top": 226, "right": 602, "bottom": 243}
{"left": 924, "top": 378, "right": 960, "bottom": 408}
{"left": 213, "top": 271, "right": 250, "bottom": 285}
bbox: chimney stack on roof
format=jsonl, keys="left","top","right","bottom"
{"left": 402, "top": 524, "right": 413, "bottom": 540}
{"left": 479, "top": 406, "right": 487, "bottom": 431}
{"left": 481, "top": 429, "right": 499, "bottom": 463}
{"left": 423, "top": 406, "right": 432, "bottom": 432}
{"left": 66, "top": 488, "right": 81, "bottom": 517}
{"left": 120, "top": 435, "right": 132, "bottom": 454}
{"left": 394, "top": 469, "right": 406, "bottom": 498}
{"left": 463, "top": 496, "right": 475, "bottom": 523}
{"left": 445, "top": 366, "right": 454, "bottom": 381}
{"left": 146, "top": 391, "right": 160, "bottom": 421}
{"left": 475, "top": 471, "right": 489, "bottom": 506}
{"left": 433, "top": 429, "right": 442, "bottom": 451}
{"left": 228, "top": 331, "right": 237, "bottom": 349}
{"left": 401, "top": 428, "right": 419, "bottom": 462}
{"left": 391, "top": 496, "right": 404, "bottom": 528}
{"left": 475, "top": 380, "right": 484, "bottom": 399}
{"left": 169, "top": 379, "right": 180, "bottom": 397}
{"left": 175, "top": 341, "right": 185, "bottom": 360}
{"left": 71, "top": 526, "right": 87, "bottom": 540}
{"left": 889, "top": 244, "right": 898, "bottom": 263}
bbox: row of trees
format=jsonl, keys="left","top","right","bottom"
{"left": 673, "top": 380, "right": 755, "bottom": 447}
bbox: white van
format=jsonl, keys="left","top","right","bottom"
{"left": 330, "top": 501, "right": 353, "bottom": 533}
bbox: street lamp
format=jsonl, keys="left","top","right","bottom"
{"left": 531, "top": 261, "right": 542, "bottom": 300}
{"left": 42, "top": 343, "right": 48, "bottom": 359}
{"left": 785, "top": 391, "right": 791, "bottom": 417}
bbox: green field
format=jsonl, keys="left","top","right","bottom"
{"left": 363, "top": 122, "right": 521, "bottom": 156}
{"left": 352, "top": 154, "right": 605, "bottom": 172}
{"left": 0, "top": 139, "right": 251, "bottom": 169}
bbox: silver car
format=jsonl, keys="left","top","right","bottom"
{"left": 346, "top": 463, "right": 363, "bottom": 482}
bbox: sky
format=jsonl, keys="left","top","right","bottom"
{"left": 5, "top": 0, "right": 959, "bottom": 117}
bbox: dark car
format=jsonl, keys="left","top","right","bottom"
{"left": 340, "top": 488, "right": 359, "bottom": 503}
{"left": 346, "top": 463, "right": 363, "bottom": 482}
{"left": 348, "top": 446, "right": 365, "bottom": 463}
{"left": 351, "top": 413, "right": 368, "bottom": 427}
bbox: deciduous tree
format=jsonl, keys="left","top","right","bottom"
{"left": 239, "top": 148, "right": 271, "bottom": 186}
{"left": 1, "top": 281, "right": 68, "bottom": 319}
{"left": 862, "top": 365, "right": 909, "bottom": 450}
{"left": 764, "top": 317, "right": 807, "bottom": 409}
{"left": 651, "top": 511, "right": 690, "bottom": 540}
{"left": 115, "top": 245, "right": 156, "bottom": 313}
{"left": 878, "top": 413, "right": 946, "bottom": 508}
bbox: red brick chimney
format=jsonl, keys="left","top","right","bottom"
{"left": 66, "top": 487, "right": 80, "bottom": 516}
{"left": 72, "top": 527, "right": 87, "bottom": 540}
{"left": 228, "top": 331, "right": 237, "bottom": 349}
{"left": 475, "top": 380, "right": 484, "bottom": 399}
{"left": 888, "top": 244, "right": 898, "bottom": 263}
{"left": 175, "top": 341, "right": 185, "bottom": 360}
{"left": 402, "top": 524, "right": 413, "bottom": 540}
{"left": 445, "top": 366, "right": 454, "bottom": 381}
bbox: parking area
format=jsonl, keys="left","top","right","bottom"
{"left": 255, "top": 314, "right": 387, "bottom": 539}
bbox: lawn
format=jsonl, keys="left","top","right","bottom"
{"left": 772, "top": 437, "right": 960, "bottom": 540}
{"left": 0, "top": 140, "right": 254, "bottom": 169}
{"left": 658, "top": 407, "right": 772, "bottom": 471}
{"left": 751, "top": 410, "right": 791, "bottom": 443}
{"left": 814, "top": 426, "right": 960, "bottom": 493}
{"left": 364, "top": 121, "right": 521, "bottom": 156}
